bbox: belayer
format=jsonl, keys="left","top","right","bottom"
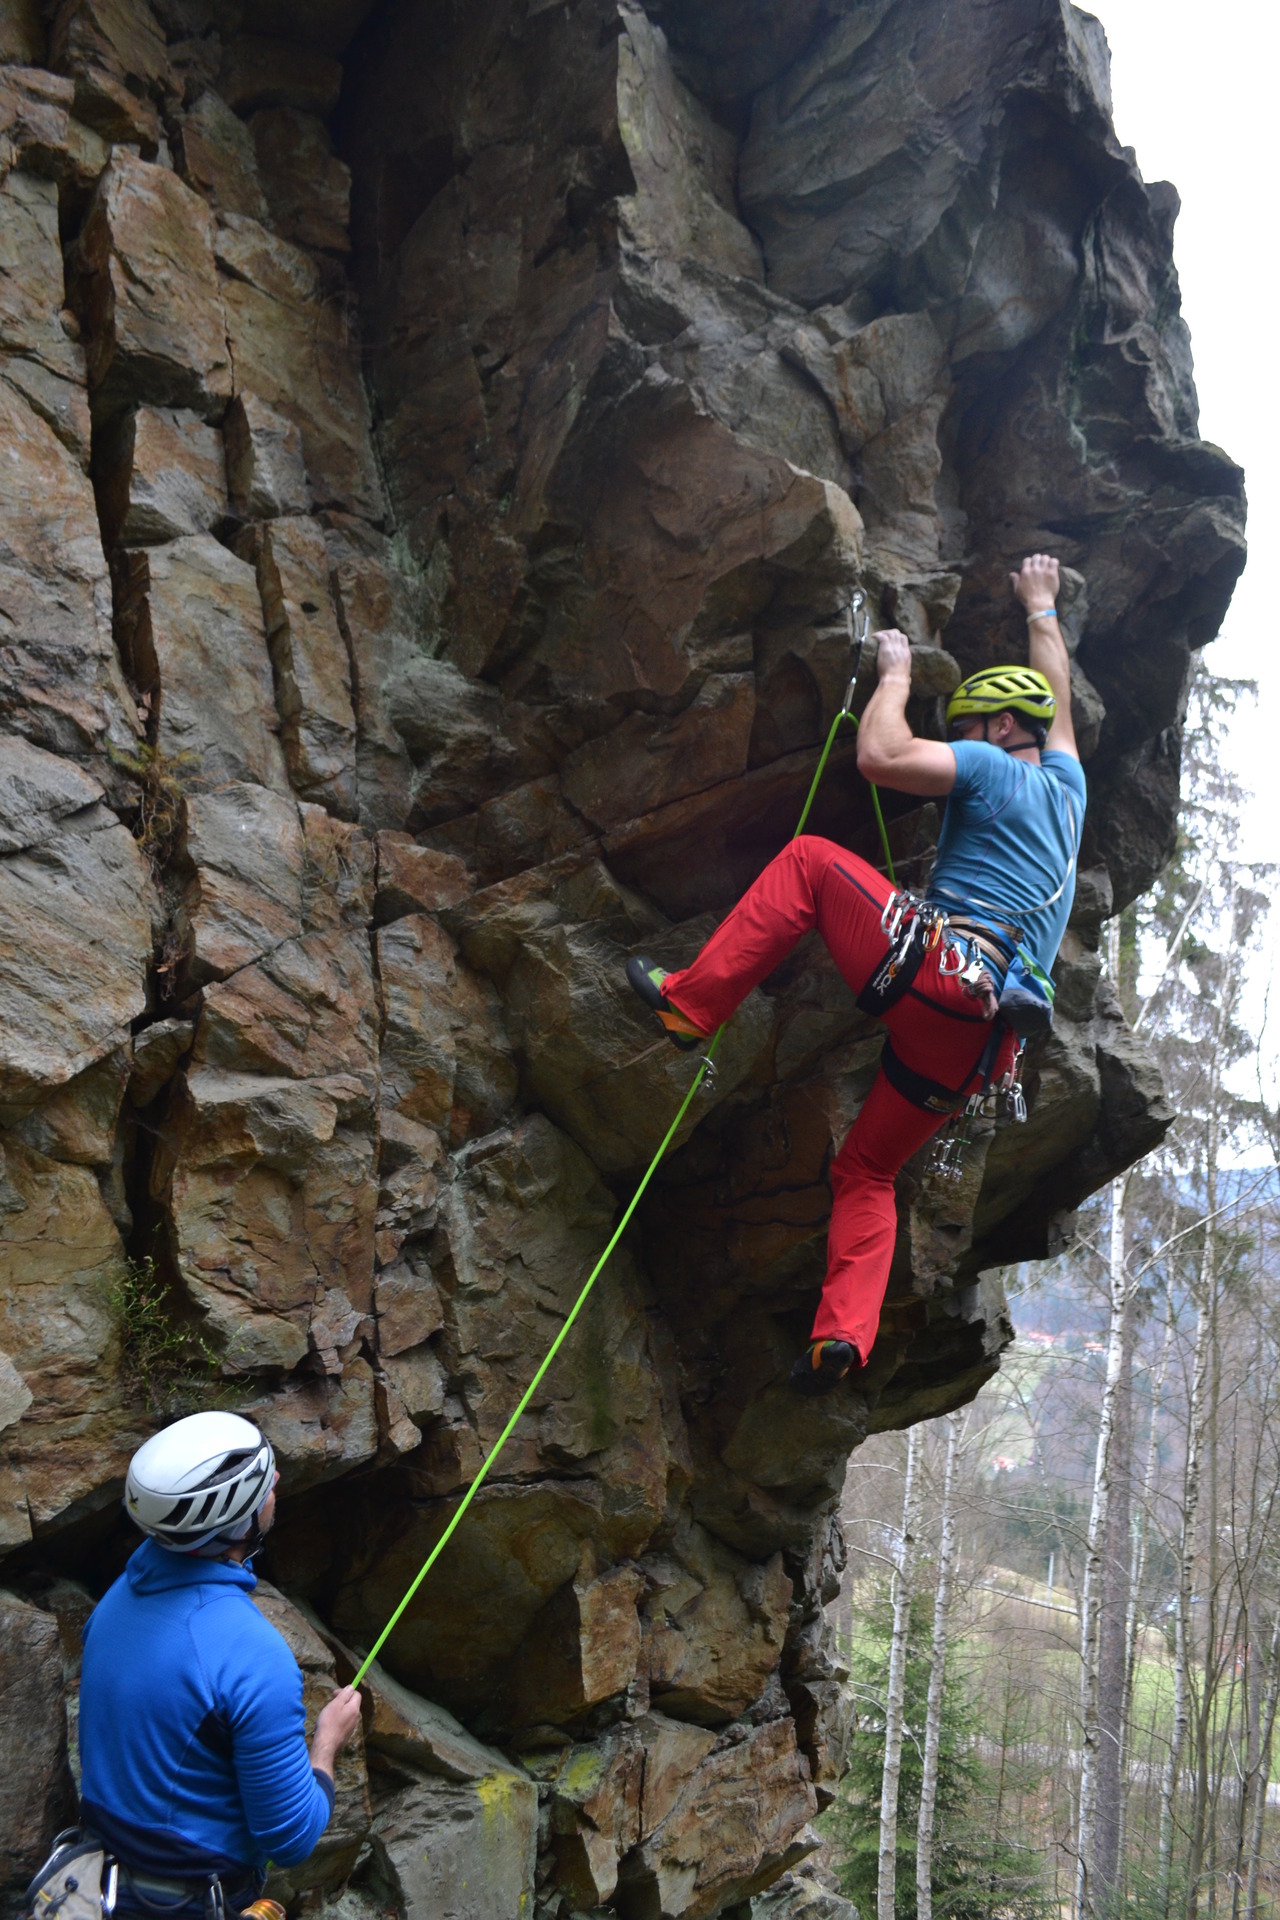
{"left": 628, "top": 553, "right": 1085, "bottom": 1396}
{"left": 29, "top": 1412, "right": 363, "bottom": 1920}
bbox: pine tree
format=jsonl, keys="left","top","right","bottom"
{"left": 824, "top": 1590, "right": 1049, "bottom": 1920}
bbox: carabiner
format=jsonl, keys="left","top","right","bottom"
{"left": 928, "top": 1108, "right": 974, "bottom": 1182}
{"left": 841, "top": 588, "right": 870, "bottom": 714}
{"left": 937, "top": 923, "right": 977, "bottom": 974}
{"left": 880, "top": 890, "right": 909, "bottom": 942}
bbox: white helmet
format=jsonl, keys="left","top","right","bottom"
{"left": 124, "top": 1412, "right": 276, "bottom": 1557}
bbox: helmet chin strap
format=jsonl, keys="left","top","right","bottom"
{"left": 981, "top": 715, "right": 1042, "bottom": 756}
{"left": 238, "top": 1512, "right": 267, "bottom": 1562}
{"left": 209, "top": 1498, "right": 271, "bottom": 1563}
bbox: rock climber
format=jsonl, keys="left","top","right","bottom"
{"left": 75, "top": 1411, "right": 362, "bottom": 1919}
{"left": 628, "top": 554, "right": 1085, "bottom": 1396}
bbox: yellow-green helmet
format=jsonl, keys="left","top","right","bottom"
{"left": 946, "top": 665, "right": 1057, "bottom": 730}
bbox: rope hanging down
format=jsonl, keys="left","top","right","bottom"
{"left": 352, "top": 599, "right": 894, "bottom": 1688}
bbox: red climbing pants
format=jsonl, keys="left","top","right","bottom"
{"left": 660, "top": 836, "right": 1016, "bottom": 1364}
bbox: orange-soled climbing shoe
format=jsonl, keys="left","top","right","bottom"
{"left": 789, "top": 1338, "right": 859, "bottom": 1398}
{"left": 626, "top": 954, "right": 706, "bottom": 1052}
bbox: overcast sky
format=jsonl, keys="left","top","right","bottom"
{"left": 1090, "top": 0, "right": 1277, "bottom": 1107}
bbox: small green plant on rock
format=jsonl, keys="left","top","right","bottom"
{"left": 109, "top": 741, "right": 197, "bottom": 874}
{"left": 108, "top": 1254, "right": 220, "bottom": 1413}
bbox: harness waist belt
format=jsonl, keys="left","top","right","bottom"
{"left": 944, "top": 913, "right": 1019, "bottom": 964}
{"left": 106, "top": 1859, "right": 259, "bottom": 1919}
{"left": 121, "top": 1870, "right": 216, "bottom": 1901}
{"left": 945, "top": 926, "right": 1012, "bottom": 976}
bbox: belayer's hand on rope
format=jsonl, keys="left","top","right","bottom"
{"left": 311, "top": 1684, "right": 362, "bottom": 1777}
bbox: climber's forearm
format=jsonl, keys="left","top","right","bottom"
{"left": 857, "top": 632, "right": 957, "bottom": 797}
{"left": 1013, "top": 554, "right": 1078, "bottom": 759}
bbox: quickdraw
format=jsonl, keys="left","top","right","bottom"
{"left": 841, "top": 587, "right": 871, "bottom": 712}
{"left": 926, "top": 1039, "right": 1029, "bottom": 1182}
{"left": 928, "top": 1099, "right": 981, "bottom": 1181}
{"left": 855, "top": 889, "right": 952, "bottom": 1020}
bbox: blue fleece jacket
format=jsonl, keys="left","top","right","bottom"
{"left": 78, "top": 1540, "right": 334, "bottom": 1878}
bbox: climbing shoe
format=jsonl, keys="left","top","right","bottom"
{"left": 626, "top": 954, "right": 705, "bottom": 1052}
{"left": 789, "top": 1338, "right": 859, "bottom": 1398}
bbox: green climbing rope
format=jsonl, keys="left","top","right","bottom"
{"left": 351, "top": 697, "right": 896, "bottom": 1688}
{"left": 793, "top": 707, "right": 896, "bottom": 880}
{"left": 351, "top": 1030, "right": 724, "bottom": 1685}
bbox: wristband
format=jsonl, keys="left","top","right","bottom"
{"left": 1026, "top": 608, "right": 1058, "bottom": 623}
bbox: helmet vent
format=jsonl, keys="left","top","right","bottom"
{"left": 124, "top": 1415, "right": 276, "bottom": 1555}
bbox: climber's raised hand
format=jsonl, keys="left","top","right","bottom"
{"left": 1010, "top": 553, "right": 1060, "bottom": 612}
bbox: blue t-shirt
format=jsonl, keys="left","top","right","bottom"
{"left": 79, "top": 1539, "right": 334, "bottom": 1881}
{"left": 926, "top": 743, "right": 1086, "bottom": 979}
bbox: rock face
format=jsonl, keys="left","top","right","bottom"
{"left": 0, "top": 1, "right": 1241, "bottom": 1917}
{"left": 0, "top": 1591, "right": 75, "bottom": 1888}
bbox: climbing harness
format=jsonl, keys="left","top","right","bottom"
{"left": 349, "top": 591, "right": 1029, "bottom": 1679}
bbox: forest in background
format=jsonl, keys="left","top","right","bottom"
{"left": 821, "top": 667, "right": 1280, "bottom": 1919}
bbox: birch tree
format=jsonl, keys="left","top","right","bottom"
{"left": 1075, "top": 1165, "right": 1133, "bottom": 1920}
{"left": 1075, "top": 857, "right": 1216, "bottom": 1915}
{"left": 917, "top": 1412, "right": 961, "bottom": 1920}
{"left": 1156, "top": 881, "right": 1242, "bottom": 1917}
{"left": 1118, "top": 1292, "right": 1175, "bottom": 1874}
{"left": 1092, "top": 1271, "right": 1135, "bottom": 1909}
{"left": 1243, "top": 1117, "right": 1280, "bottom": 1918}
{"left": 879, "top": 1421, "right": 923, "bottom": 1920}
{"left": 1243, "top": 1607, "right": 1280, "bottom": 1920}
